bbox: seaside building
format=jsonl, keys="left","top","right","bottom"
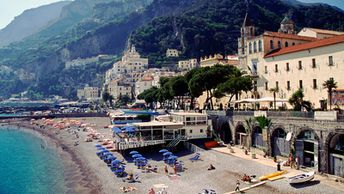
{"left": 135, "top": 75, "right": 154, "bottom": 98}
{"left": 108, "top": 79, "right": 133, "bottom": 100}
{"left": 177, "top": 59, "right": 198, "bottom": 72}
{"left": 200, "top": 54, "right": 238, "bottom": 67}
{"left": 166, "top": 49, "right": 179, "bottom": 57}
{"left": 237, "top": 13, "right": 344, "bottom": 109}
{"left": 77, "top": 87, "right": 100, "bottom": 101}
{"left": 112, "top": 112, "right": 212, "bottom": 150}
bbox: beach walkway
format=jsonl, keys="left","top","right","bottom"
{"left": 212, "top": 146, "right": 344, "bottom": 193}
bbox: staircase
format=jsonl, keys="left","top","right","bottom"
{"left": 166, "top": 136, "right": 185, "bottom": 148}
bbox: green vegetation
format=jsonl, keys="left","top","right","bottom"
{"left": 138, "top": 65, "right": 253, "bottom": 110}
{"left": 288, "top": 89, "right": 312, "bottom": 111}
{"left": 323, "top": 78, "right": 338, "bottom": 110}
{"left": 255, "top": 116, "right": 272, "bottom": 129}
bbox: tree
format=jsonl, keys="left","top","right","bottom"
{"left": 138, "top": 86, "right": 159, "bottom": 109}
{"left": 169, "top": 76, "right": 189, "bottom": 109}
{"left": 116, "top": 94, "right": 131, "bottom": 108}
{"left": 323, "top": 78, "right": 338, "bottom": 110}
{"left": 102, "top": 90, "right": 114, "bottom": 108}
{"left": 288, "top": 89, "right": 312, "bottom": 111}
{"left": 269, "top": 87, "right": 279, "bottom": 110}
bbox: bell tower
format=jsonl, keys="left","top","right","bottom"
{"left": 278, "top": 15, "right": 295, "bottom": 34}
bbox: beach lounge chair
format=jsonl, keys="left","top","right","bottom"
{"left": 189, "top": 154, "right": 200, "bottom": 162}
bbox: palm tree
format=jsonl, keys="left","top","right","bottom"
{"left": 323, "top": 78, "right": 338, "bottom": 110}
{"left": 269, "top": 87, "right": 279, "bottom": 110}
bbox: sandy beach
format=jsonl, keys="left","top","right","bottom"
{"left": 1, "top": 117, "right": 343, "bottom": 194}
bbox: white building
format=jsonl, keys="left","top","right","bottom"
{"left": 166, "top": 49, "right": 179, "bottom": 57}
{"left": 135, "top": 75, "right": 154, "bottom": 98}
{"left": 77, "top": 87, "right": 100, "bottom": 101}
{"left": 177, "top": 59, "right": 198, "bottom": 71}
{"left": 108, "top": 79, "right": 132, "bottom": 100}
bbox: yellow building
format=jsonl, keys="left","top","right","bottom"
{"left": 262, "top": 34, "right": 344, "bottom": 109}
{"left": 166, "top": 49, "right": 179, "bottom": 57}
{"left": 177, "top": 59, "right": 198, "bottom": 71}
{"left": 77, "top": 87, "right": 100, "bottom": 101}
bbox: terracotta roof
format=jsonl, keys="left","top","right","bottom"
{"left": 263, "top": 31, "right": 318, "bottom": 41}
{"left": 302, "top": 28, "right": 344, "bottom": 36}
{"left": 265, "top": 34, "right": 344, "bottom": 58}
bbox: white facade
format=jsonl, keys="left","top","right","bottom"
{"left": 177, "top": 59, "right": 198, "bottom": 71}
{"left": 108, "top": 79, "right": 132, "bottom": 100}
{"left": 298, "top": 28, "right": 344, "bottom": 39}
{"left": 166, "top": 49, "right": 179, "bottom": 57}
{"left": 77, "top": 87, "right": 100, "bottom": 101}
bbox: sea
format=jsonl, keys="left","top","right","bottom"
{"left": 0, "top": 127, "right": 67, "bottom": 194}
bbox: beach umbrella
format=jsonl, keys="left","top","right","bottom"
{"left": 163, "top": 152, "right": 172, "bottom": 156}
{"left": 136, "top": 157, "right": 146, "bottom": 161}
{"left": 97, "top": 147, "right": 106, "bottom": 151}
{"left": 132, "top": 154, "right": 142, "bottom": 158}
{"left": 168, "top": 155, "right": 178, "bottom": 160}
{"left": 95, "top": 144, "right": 102, "bottom": 147}
{"left": 159, "top": 149, "right": 168, "bottom": 153}
{"left": 112, "top": 127, "right": 122, "bottom": 134}
{"left": 112, "top": 159, "right": 122, "bottom": 164}
{"left": 129, "top": 151, "right": 139, "bottom": 155}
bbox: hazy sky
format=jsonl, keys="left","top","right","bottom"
{"left": 0, "top": 0, "right": 63, "bottom": 29}
{"left": 0, "top": 0, "right": 343, "bottom": 30}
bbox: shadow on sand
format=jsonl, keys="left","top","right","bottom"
{"left": 290, "top": 180, "right": 321, "bottom": 189}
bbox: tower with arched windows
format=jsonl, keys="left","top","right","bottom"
{"left": 278, "top": 15, "right": 296, "bottom": 34}
{"left": 238, "top": 12, "right": 257, "bottom": 69}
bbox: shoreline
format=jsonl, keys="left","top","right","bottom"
{"left": 1, "top": 120, "right": 104, "bottom": 194}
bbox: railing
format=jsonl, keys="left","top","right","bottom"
{"left": 115, "top": 140, "right": 166, "bottom": 150}
{"left": 267, "top": 111, "right": 314, "bottom": 118}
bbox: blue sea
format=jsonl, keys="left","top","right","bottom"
{"left": 0, "top": 127, "right": 67, "bottom": 194}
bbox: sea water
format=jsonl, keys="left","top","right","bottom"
{"left": 0, "top": 127, "right": 67, "bottom": 194}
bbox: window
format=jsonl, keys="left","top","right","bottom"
{"left": 285, "top": 42, "right": 289, "bottom": 47}
{"left": 258, "top": 40, "right": 262, "bottom": 52}
{"left": 299, "top": 80, "right": 303, "bottom": 89}
{"left": 265, "top": 82, "right": 268, "bottom": 90}
{"left": 312, "top": 58, "right": 316, "bottom": 68}
{"left": 313, "top": 79, "right": 317, "bottom": 89}
{"left": 249, "top": 42, "right": 252, "bottom": 54}
{"left": 254, "top": 81, "right": 257, "bottom": 91}
{"left": 329, "top": 56, "right": 333, "bottom": 66}
{"left": 287, "top": 81, "right": 290, "bottom": 90}
{"left": 276, "top": 81, "right": 279, "bottom": 89}
{"left": 200, "top": 129, "right": 204, "bottom": 133}
{"left": 254, "top": 41, "right": 257, "bottom": 53}
{"left": 292, "top": 42, "right": 295, "bottom": 46}
{"left": 270, "top": 40, "right": 274, "bottom": 49}
{"left": 264, "top": 66, "right": 268, "bottom": 74}
{"left": 275, "top": 64, "right": 278, "bottom": 72}
{"left": 278, "top": 41, "right": 281, "bottom": 48}
{"left": 286, "top": 63, "right": 290, "bottom": 71}
{"left": 189, "top": 130, "right": 193, "bottom": 134}
{"left": 298, "top": 61, "right": 303, "bottom": 70}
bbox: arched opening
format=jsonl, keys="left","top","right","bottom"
{"left": 235, "top": 125, "right": 246, "bottom": 146}
{"left": 278, "top": 41, "right": 281, "bottom": 48}
{"left": 252, "top": 126, "right": 264, "bottom": 148}
{"left": 285, "top": 41, "right": 289, "bottom": 47}
{"left": 328, "top": 133, "right": 344, "bottom": 177}
{"left": 253, "top": 41, "right": 257, "bottom": 53}
{"left": 270, "top": 40, "right": 274, "bottom": 49}
{"left": 295, "top": 130, "right": 319, "bottom": 168}
{"left": 258, "top": 40, "right": 262, "bottom": 52}
{"left": 271, "top": 128, "right": 290, "bottom": 157}
{"left": 220, "top": 122, "right": 232, "bottom": 144}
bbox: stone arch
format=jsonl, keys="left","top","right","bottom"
{"left": 235, "top": 122, "right": 246, "bottom": 145}
{"left": 294, "top": 128, "right": 321, "bottom": 170}
{"left": 324, "top": 131, "right": 344, "bottom": 177}
{"left": 251, "top": 126, "right": 264, "bottom": 148}
{"left": 220, "top": 122, "right": 232, "bottom": 144}
{"left": 270, "top": 127, "right": 290, "bottom": 157}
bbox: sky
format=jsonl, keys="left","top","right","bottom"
{"left": 0, "top": 0, "right": 64, "bottom": 29}
{"left": 0, "top": 0, "right": 343, "bottom": 29}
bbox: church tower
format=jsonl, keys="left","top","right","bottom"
{"left": 238, "top": 12, "right": 256, "bottom": 69}
{"left": 278, "top": 15, "right": 295, "bottom": 34}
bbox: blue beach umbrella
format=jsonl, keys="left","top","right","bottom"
{"left": 159, "top": 149, "right": 168, "bottom": 153}
{"left": 132, "top": 154, "right": 142, "bottom": 158}
{"left": 136, "top": 157, "right": 146, "bottom": 160}
{"left": 129, "top": 151, "right": 139, "bottom": 155}
{"left": 168, "top": 155, "right": 178, "bottom": 160}
{"left": 95, "top": 144, "right": 102, "bottom": 147}
{"left": 112, "top": 159, "right": 122, "bottom": 164}
{"left": 163, "top": 152, "right": 172, "bottom": 156}
{"left": 97, "top": 147, "right": 106, "bottom": 150}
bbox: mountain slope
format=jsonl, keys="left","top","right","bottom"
{"left": 0, "top": 0, "right": 344, "bottom": 99}
{"left": 0, "top": 1, "right": 71, "bottom": 47}
{"left": 131, "top": 0, "right": 344, "bottom": 64}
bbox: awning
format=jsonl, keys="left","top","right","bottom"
{"left": 255, "top": 97, "right": 288, "bottom": 102}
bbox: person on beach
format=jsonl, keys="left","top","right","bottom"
{"left": 164, "top": 165, "right": 168, "bottom": 175}
{"left": 235, "top": 179, "right": 240, "bottom": 192}
{"left": 173, "top": 164, "right": 177, "bottom": 175}
{"left": 208, "top": 164, "right": 215, "bottom": 170}
{"left": 148, "top": 188, "right": 155, "bottom": 194}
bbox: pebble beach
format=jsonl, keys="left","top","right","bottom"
{"left": 1, "top": 117, "right": 343, "bottom": 194}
